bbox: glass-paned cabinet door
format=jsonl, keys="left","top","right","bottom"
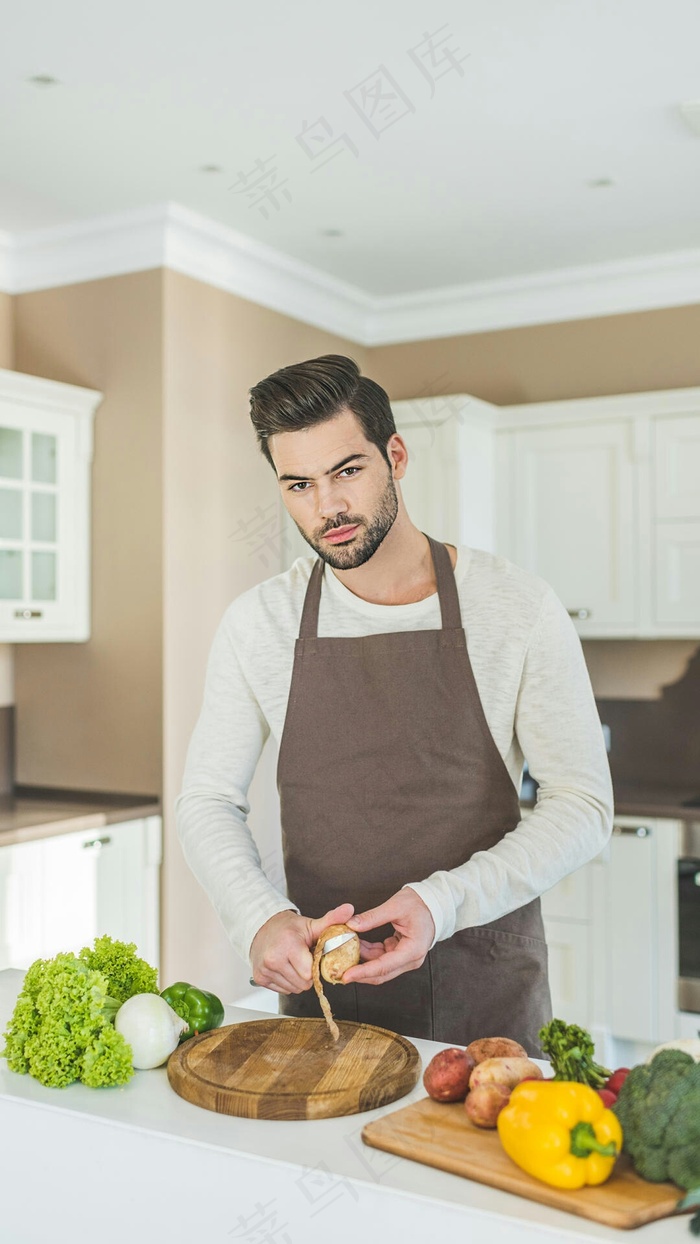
{"left": 0, "top": 370, "right": 101, "bottom": 641}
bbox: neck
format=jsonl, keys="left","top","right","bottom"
{"left": 329, "top": 517, "right": 440, "bottom": 606}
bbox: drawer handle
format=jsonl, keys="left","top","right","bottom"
{"left": 568, "top": 608, "right": 592, "bottom": 620}
{"left": 612, "top": 825, "right": 651, "bottom": 838}
{"left": 14, "top": 609, "right": 43, "bottom": 619}
{"left": 82, "top": 835, "right": 112, "bottom": 850}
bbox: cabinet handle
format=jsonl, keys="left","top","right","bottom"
{"left": 612, "top": 825, "right": 652, "bottom": 838}
{"left": 14, "top": 609, "right": 43, "bottom": 619}
{"left": 82, "top": 835, "right": 112, "bottom": 850}
{"left": 568, "top": 608, "right": 592, "bottom": 620}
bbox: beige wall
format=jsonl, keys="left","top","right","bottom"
{"left": 0, "top": 291, "right": 13, "bottom": 368}
{"left": 161, "top": 269, "right": 369, "bottom": 994}
{"left": 367, "top": 304, "right": 700, "bottom": 404}
{"left": 12, "top": 271, "right": 164, "bottom": 794}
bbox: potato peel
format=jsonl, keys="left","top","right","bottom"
{"left": 311, "top": 923, "right": 360, "bottom": 1042}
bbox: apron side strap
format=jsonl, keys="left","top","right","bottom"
{"left": 424, "top": 534, "right": 463, "bottom": 631}
{"left": 298, "top": 556, "right": 325, "bottom": 639}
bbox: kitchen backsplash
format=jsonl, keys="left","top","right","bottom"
{"left": 596, "top": 645, "right": 700, "bottom": 790}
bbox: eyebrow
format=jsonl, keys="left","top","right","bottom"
{"left": 277, "top": 452, "right": 370, "bottom": 483}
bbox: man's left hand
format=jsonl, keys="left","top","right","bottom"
{"left": 342, "top": 889, "right": 435, "bottom": 985}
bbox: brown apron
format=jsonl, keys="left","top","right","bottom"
{"left": 276, "top": 534, "right": 552, "bottom": 1055}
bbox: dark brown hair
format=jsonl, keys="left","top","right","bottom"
{"left": 249, "top": 354, "right": 396, "bottom": 472}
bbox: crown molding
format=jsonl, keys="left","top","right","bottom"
{"left": 162, "top": 203, "right": 372, "bottom": 343}
{"left": 1, "top": 202, "right": 699, "bottom": 345}
{"left": 367, "top": 247, "right": 700, "bottom": 344}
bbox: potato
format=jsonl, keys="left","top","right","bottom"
{"left": 465, "top": 1083, "right": 511, "bottom": 1128}
{"left": 423, "top": 1047, "right": 475, "bottom": 1102}
{"left": 469, "top": 1056, "right": 543, "bottom": 1092}
{"left": 466, "top": 1037, "right": 528, "bottom": 1064}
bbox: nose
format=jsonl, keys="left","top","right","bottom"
{"left": 316, "top": 480, "right": 348, "bottom": 522}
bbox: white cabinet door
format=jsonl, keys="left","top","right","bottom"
{"left": 542, "top": 918, "right": 592, "bottom": 1026}
{"left": 391, "top": 396, "right": 498, "bottom": 552}
{"left": 0, "top": 368, "right": 100, "bottom": 642}
{"left": 0, "top": 817, "right": 161, "bottom": 973}
{"left": 653, "top": 522, "right": 700, "bottom": 627}
{"left": 500, "top": 421, "right": 637, "bottom": 636}
{"left": 540, "top": 862, "right": 590, "bottom": 922}
{"left": 654, "top": 413, "right": 700, "bottom": 520}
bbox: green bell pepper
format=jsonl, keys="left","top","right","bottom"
{"left": 160, "top": 981, "right": 225, "bottom": 1042}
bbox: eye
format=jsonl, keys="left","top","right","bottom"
{"left": 288, "top": 466, "right": 361, "bottom": 493}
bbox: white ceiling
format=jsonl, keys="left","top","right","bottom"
{"left": 2, "top": 0, "right": 700, "bottom": 299}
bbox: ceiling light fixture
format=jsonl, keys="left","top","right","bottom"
{"left": 679, "top": 101, "right": 700, "bottom": 137}
{"left": 27, "top": 74, "right": 60, "bottom": 87}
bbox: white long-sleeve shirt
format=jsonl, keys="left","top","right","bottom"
{"left": 175, "top": 545, "right": 613, "bottom": 966}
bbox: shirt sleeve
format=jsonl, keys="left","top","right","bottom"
{"left": 404, "top": 585, "right": 614, "bottom": 945}
{"left": 175, "top": 607, "right": 298, "bottom": 965}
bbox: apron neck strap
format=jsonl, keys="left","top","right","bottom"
{"left": 299, "top": 534, "right": 462, "bottom": 639}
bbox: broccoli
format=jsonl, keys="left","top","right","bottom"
{"left": 1, "top": 936, "right": 158, "bottom": 1089}
{"left": 613, "top": 1049, "right": 700, "bottom": 1191}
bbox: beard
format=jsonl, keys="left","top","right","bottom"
{"left": 293, "top": 466, "right": 399, "bottom": 569}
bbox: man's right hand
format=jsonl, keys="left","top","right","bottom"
{"left": 250, "top": 902, "right": 355, "bottom": 994}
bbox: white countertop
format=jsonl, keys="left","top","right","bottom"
{"left": 0, "top": 969, "right": 688, "bottom": 1244}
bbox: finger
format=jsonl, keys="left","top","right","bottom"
{"left": 258, "top": 966, "right": 309, "bottom": 994}
{"left": 342, "top": 944, "right": 423, "bottom": 986}
{"left": 308, "top": 902, "right": 355, "bottom": 942}
{"left": 346, "top": 900, "right": 395, "bottom": 934}
{"left": 359, "top": 940, "right": 385, "bottom": 960}
{"left": 288, "top": 943, "right": 313, "bottom": 988}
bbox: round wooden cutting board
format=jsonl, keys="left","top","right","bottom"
{"left": 167, "top": 1017, "right": 421, "bottom": 1120}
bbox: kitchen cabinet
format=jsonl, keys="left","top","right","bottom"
{"left": 497, "top": 420, "right": 637, "bottom": 635}
{"left": 497, "top": 388, "right": 700, "bottom": 638}
{"left": 0, "top": 815, "right": 161, "bottom": 972}
{"left": 390, "top": 396, "right": 498, "bottom": 551}
{"left": 541, "top": 814, "right": 680, "bottom": 1063}
{"left": 0, "top": 368, "right": 102, "bottom": 641}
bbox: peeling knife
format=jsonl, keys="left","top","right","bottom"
{"left": 321, "top": 931, "right": 356, "bottom": 956}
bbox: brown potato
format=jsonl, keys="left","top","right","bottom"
{"left": 423, "top": 1047, "right": 475, "bottom": 1102}
{"left": 466, "top": 1037, "right": 528, "bottom": 1064}
{"left": 317, "top": 924, "right": 360, "bottom": 984}
{"left": 465, "top": 1083, "right": 511, "bottom": 1128}
{"left": 469, "top": 1056, "right": 543, "bottom": 1092}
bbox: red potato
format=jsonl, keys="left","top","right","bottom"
{"left": 465, "top": 1083, "right": 511, "bottom": 1128}
{"left": 469, "top": 1056, "right": 543, "bottom": 1092}
{"left": 466, "top": 1037, "right": 528, "bottom": 1064}
{"left": 423, "top": 1047, "right": 475, "bottom": 1102}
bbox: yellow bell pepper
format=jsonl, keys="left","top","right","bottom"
{"left": 496, "top": 1080, "right": 623, "bottom": 1189}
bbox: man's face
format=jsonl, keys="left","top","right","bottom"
{"left": 271, "top": 408, "right": 402, "bottom": 569}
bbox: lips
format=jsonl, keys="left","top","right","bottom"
{"left": 324, "top": 524, "right": 359, "bottom": 543}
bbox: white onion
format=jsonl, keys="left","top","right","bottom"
{"left": 115, "top": 993, "right": 189, "bottom": 1069}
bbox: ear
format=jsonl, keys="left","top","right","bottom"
{"left": 387, "top": 433, "right": 409, "bottom": 481}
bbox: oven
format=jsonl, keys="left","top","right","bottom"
{"left": 678, "top": 822, "right": 700, "bottom": 1013}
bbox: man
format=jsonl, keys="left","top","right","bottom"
{"left": 176, "top": 354, "right": 613, "bottom": 1053}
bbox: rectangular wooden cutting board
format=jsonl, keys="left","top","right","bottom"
{"left": 362, "top": 1097, "right": 685, "bottom": 1230}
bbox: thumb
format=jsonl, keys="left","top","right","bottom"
{"left": 308, "top": 902, "right": 355, "bottom": 942}
{"left": 346, "top": 900, "right": 393, "bottom": 934}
